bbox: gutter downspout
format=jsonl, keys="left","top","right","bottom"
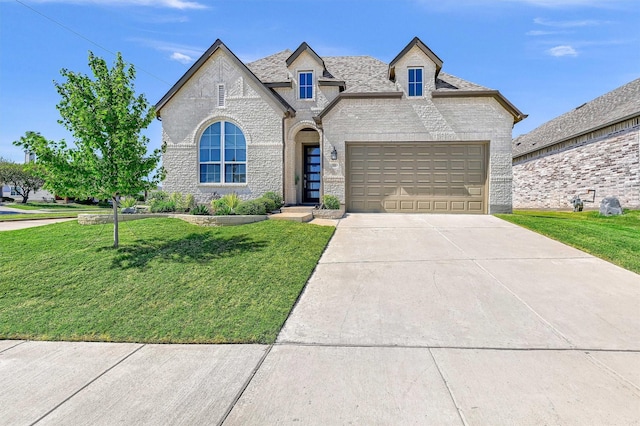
{"left": 281, "top": 115, "right": 287, "bottom": 205}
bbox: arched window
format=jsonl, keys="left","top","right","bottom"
{"left": 199, "top": 121, "right": 247, "bottom": 183}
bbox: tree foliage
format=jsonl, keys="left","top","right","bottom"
{"left": 15, "top": 52, "right": 163, "bottom": 246}
{"left": 0, "top": 157, "right": 45, "bottom": 203}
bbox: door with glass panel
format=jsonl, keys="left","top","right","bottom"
{"left": 303, "top": 145, "right": 320, "bottom": 204}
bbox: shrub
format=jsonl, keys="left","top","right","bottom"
{"left": 263, "top": 192, "right": 283, "bottom": 208}
{"left": 150, "top": 200, "right": 176, "bottom": 213}
{"left": 185, "top": 194, "right": 196, "bottom": 211}
{"left": 214, "top": 204, "right": 233, "bottom": 216}
{"left": 322, "top": 194, "right": 340, "bottom": 210}
{"left": 120, "top": 196, "right": 137, "bottom": 208}
{"left": 190, "top": 204, "right": 210, "bottom": 215}
{"left": 211, "top": 193, "right": 241, "bottom": 215}
{"left": 149, "top": 191, "right": 168, "bottom": 201}
{"left": 169, "top": 192, "right": 187, "bottom": 212}
{"left": 235, "top": 199, "right": 267, "bottom": 215}
{"left": 1, "top": 196, "right": 15, "bottom": 202}
{"left": 256, "top": 197, "right": 277, "bottom": 212}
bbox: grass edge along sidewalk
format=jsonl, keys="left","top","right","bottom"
{"left": 496, "top": 210, "right": 640, "bottom": 274}
{"left": 0, "top": 218, "right": 334, "bottom": 344}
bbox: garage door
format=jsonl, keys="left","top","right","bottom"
{"left": 347, "top": 143, "right": 487, "bottom": 213}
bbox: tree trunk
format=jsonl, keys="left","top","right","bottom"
{"left": 113, "top": 195, "right": 119, "bottom": 248}
{"left": 21, "top": 192, "right": 29, "bottom": 203}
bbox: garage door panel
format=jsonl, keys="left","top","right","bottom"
{"left": 347, "top": 143, "right": 487, "bottom": 214}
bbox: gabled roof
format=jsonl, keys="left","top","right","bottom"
{"left": 286, "top": 42, "right": 325, "bottom": 68}
{"left": 513, "top": 78, "right": 640, "bottom": 157}
{"left": 155, "top": 39, "right": 295, "bottom": 117}
{"left": 389, "top": 36, "right": 443, "bottom": 80}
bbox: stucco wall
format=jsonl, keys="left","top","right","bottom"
{"left": 513, "top": 126, "right": 640, "bottom": 209}
{"left": 160, "top": 50, "right": 285, "bottom": 203}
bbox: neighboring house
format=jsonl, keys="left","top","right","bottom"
{"left": 1, "top": 151, "right": 54, "bottom": 202}
{"left": 513, "top": 78, "right": 640, "bottom": 209}
{"left": 156, "top": 37, "right": 525, "bottom": 214}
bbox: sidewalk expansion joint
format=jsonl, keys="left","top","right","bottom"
{"left": 30, "top": 343, "right": 146, "bottom": 426}
{"left": 428, "top": 348, "right": 469, "bottom": 426}
{"left": 0, "top": 340, "right": 28, "bottom": 353}
{"left": 218, "top": 344, "right": 273, "bottom": 426}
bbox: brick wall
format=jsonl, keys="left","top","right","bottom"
{"left": 513, "top": 126, "right": 640, "bottom": 209}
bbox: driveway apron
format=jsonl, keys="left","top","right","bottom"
{"left": 228, "top": 213, "right": 640, "bottom": 425}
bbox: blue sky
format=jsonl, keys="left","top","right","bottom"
{"left": 1, "top": 0, "right": 638, "bottom": 162}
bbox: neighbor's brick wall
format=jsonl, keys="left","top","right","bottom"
{"left": 513, "top": 126, "right": 640, "bottom": 209}
{"left": 160, "top": 50, "right": 284, "bottom": 204}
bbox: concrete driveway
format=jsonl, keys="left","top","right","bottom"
{"left": 1, "top": 214, "right": 639, "bottom": 425}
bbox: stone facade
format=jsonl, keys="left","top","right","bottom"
{"left": 157, "top": 38, "right": 524, "bottom": 213}
{"left": 513, "top": 126, "right": 640, "bottom": 209}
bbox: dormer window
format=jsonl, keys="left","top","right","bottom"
{"left": 299, "top": 71, "right": 313, "bottom": 99}
{"left": 408, "top": 67, "right": 423, "bottom": 97}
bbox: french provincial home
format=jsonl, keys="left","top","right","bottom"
{"left": 156, "top": 37, "right": 525, "bottom": 214}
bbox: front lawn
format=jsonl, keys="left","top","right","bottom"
{"left": 0, "top": 218, "right": 334, "bottom": 344}
{"left": 496, "top": 210, "right": 640, "bottom": 274}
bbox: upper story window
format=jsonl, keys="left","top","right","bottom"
{"left": 299, "top": 71, "right": 313, "bottom": 99}
{"left": 199, "top": 121, "right": 246, "bottom": 184}
{"left": 408, "top": 67, "right": 423, "bottom": 97}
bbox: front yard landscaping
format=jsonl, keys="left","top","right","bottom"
{"left": 496, "top": 210, "right": 640, "bottom": 274}
{"left": 0, "top": 218, "right": 334, "bottom": 344}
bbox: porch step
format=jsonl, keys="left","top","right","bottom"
{"left": 268, "top": 212, "right": 313, "bottom": 223}
{"left": 281, "top": 206, "right": 315, "bottom": 214}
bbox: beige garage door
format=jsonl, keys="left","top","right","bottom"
{"left": 347, "top": 143, "right": 487, "bottom": 213}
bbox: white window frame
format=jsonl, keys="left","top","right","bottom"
{"left": 298, "top": 70, "right": 314, "bottom": 100}
{"left": 199, "top": 120, "right": 247, "bottom": 185}
{"left": 408, "top": 67, "right": 424, "bottom": 97}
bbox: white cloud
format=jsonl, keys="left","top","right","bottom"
{"left": 534, "top": 17, "right": 608, "bottom": 27}
{"left": 130, "top": 38, "right": 204, "bottom": 58}
{"left": 27, "top": 0, "right": 208, "bottom": 9}
{"left": 507, "top": 0, "right": 631, "bottom": 7}
{"left": 170, "top": 52, "right": 193, "bottom": 64}
{"left": 547, "top": 45, "right": 578, "bottom": 57}
{"left": 526, "top": 30, "right": 564, "bottom": 36}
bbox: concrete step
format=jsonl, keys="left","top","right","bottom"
{"left": 281, "top": 206, "right": 315, "bottom": 214}
{"left": 268, "top": 212, "right": 313, "bottom": 223}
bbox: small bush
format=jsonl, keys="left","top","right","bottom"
{"left": 322, "top": 195, "right": 340, "bottom": 210}
{"left": 169, "top": 192, "right": 187, "bottom": 212}
{"left": 185, "top": 194, "right": 196, "bottom": 211}
{"left": 256, "top": 197, "right": 277, "bottom": 212}
{"left": 221, "top": 193, "right": 241, "bottom": 209}
{"left": 190, "top": 204, "right": 210, "bottom": 215}
{"left": 1, "top": 196, "right": 15, "bottom": 202}
{"left": 149, "top": 191, "right": 168, "bottom": 201}
{"left": 120, "top": 197, "right": 137, "bottom": 208}
{"left": 214, "top": 204, "right": 233, "bottom": 216}
{"left": 235, "top": 200, "right": 267, "bottom": 215}
{"left": 150, "top": 200, "right": 176, "bottom": 213}
{"left": 263, "top": 192, "right": 283, "bottom": 208}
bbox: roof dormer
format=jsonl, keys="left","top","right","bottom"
{"left": 389, "top": 37, "right": 443, "bottom": 95}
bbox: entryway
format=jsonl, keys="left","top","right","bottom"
{"left": 303, "top": 145, "right": 320, "bottom": 204}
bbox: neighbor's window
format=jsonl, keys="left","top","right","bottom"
{"left": 408, "top": 67, "right": 423, "bottom": 97}
{"left": 299, "top": 71, "right": 313, "bottom": 99}
{"left": 199, "top": 121, "right": 246, "bottom": 184}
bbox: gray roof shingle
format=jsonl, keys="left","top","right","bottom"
{"left": 247, "top": 50, "right": 491, "bottom": 94}
{"left": 513, "top": 78, "right": 640, "bottom": 157}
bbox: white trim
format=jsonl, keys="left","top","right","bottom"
{"left": 297, "top": 70, "right": 314, "bottom": 101}
{"left": 407, "top": 66, "right": 424, "bottom": 97}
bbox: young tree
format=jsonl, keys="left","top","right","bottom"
{"left": 0, "top": 158, "right": 45, "bottom": 203}
{"left": 15, "top": 52, "right": 163, "bottom": 247}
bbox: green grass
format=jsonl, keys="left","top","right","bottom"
{"left": 496, "top": 210, "right": 640, "bottom": 274}
{"left": 0, "top": 218, "right": 334, "bottom": 344}
{"left": 7, "top": 202, "right": 110, "bottom": 210}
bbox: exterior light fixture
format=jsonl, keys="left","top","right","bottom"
{"left": 330, "top": 146, "right": 338, "bottom": 161}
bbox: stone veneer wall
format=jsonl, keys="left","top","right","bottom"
{"left": 513, "top": 126, "right": 640, "bottom": 209}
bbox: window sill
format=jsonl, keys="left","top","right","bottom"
{"left": 198, "top": 183, "right": 248, "bottom": 187}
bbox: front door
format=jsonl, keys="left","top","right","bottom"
{"left": 303, "top": 145, "right": 321, "bottom": 204}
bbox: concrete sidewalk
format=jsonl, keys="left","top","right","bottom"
{"left": 1, "top": 214, "right": 639, "bottom": 424}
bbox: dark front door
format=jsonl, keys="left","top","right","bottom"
{"left": 303, "top": 145, "right": 321, "bottom": 204}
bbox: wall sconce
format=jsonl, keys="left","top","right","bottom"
{"left": 330, "top": 146, "right": 338, "bottom": 161}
